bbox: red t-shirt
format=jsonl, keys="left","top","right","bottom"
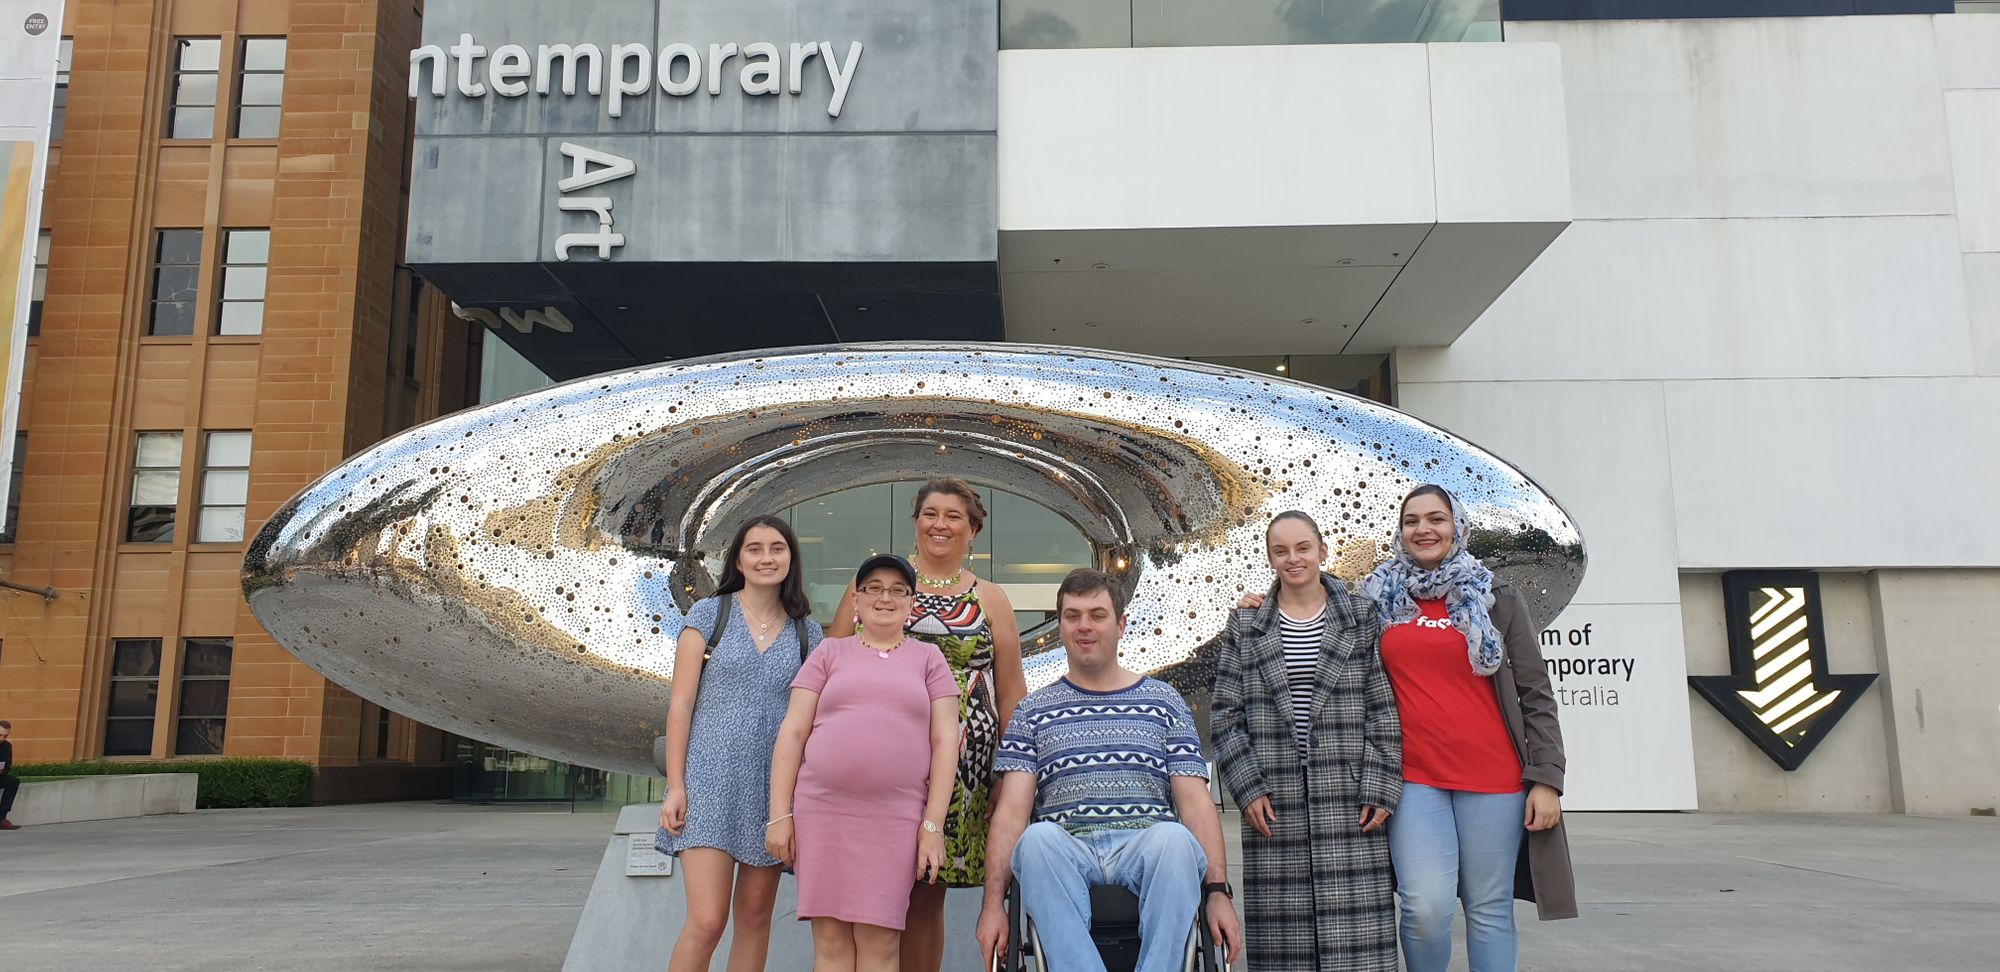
{"left": 1379, "top": 598, "right": 1523, "bottom": 794}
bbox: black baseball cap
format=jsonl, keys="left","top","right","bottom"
{"left": 854, "top": 554, "right": 917, "bottom": 589}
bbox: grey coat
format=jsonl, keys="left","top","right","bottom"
{"left": 1489, "top": 582, "right": 1578, "bottom": 920}
{"left": 1212, "top": 574, "right": 1402, "bottom": 971}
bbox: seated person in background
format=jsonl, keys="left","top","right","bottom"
{"left": 975, "top": 568, "right": 1242, "bottom": 971}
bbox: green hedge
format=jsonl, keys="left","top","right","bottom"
{"left": 14, "top": 757, "right": 314, "bottom": 809}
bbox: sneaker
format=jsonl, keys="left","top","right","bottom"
{"left": 0, "top": 820, "right": 19, "bottom": 830}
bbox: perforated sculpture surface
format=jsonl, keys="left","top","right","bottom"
{"left": 243, "top": 343, "right": 1585, "bottom": 775}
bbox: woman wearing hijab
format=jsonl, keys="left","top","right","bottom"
{"left": 1212, "top": 510, "right": 1403, "bottom": 971}
{"left": 1362, "top": 484, "right": 1576, "bottom": 971}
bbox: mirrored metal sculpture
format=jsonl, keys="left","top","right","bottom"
{"left": 244, "top": 343, "right": 1585, "bottom": 775}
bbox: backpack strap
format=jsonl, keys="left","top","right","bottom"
{"left": 701, "top": 592, "right": 733, "bottom": 664}
{"left": 797, "top": 618, "right": 811, "bottom": 664}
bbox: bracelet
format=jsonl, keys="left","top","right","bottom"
{"left": 765, "top": 814, "right": 793, "bottom": 828}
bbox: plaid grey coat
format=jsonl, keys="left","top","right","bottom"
{"left": 1212, "top": 574, "right": 1402, "bottom": 971}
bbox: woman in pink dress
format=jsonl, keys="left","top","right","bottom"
{"left": 768, "top": 554, "right": 961, "bottom": 972}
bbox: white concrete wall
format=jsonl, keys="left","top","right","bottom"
{"left": 9, "top": 773, "right": 199, "bottom": 827}
{"left": 1871, "top": 570, "right": 2000, "bottom": 816}
{"left": 1396, "top": 15, "right": 2000, "bottom": 811}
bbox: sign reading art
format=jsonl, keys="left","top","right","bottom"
{"left": 409, "top": 34, "right": 865, "bottom": 119}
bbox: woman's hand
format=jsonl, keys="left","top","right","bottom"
{"left": 766, "top": 816, "right": 796, "bottom": 867}
{"left": 1236, "top": 592, "right": 1267, "bottom": 611}
{"left": 1358, "top": 804, "right": 1390, "bottom": 833}
{"left": 1243, "top": 795, "right": 1277, "bottom": 838}
{"left": 916, "top": 824, "right": 946, "bottom": 883}
{"left": 658, "top": 788, "right": 687, "bottom": 835}
{"left": 1525, "top": 782, "right": 1562, "bottom": 832}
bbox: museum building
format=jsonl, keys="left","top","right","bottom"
{"left": 2, "top": 0, "right": 1997, "bottom": 812}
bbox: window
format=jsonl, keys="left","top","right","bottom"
{"left": 376, "top": 705, "right": 393, "bottom": 759}
{"left": 127, "top": 431, "right": 182, "bottom": 543}
{"left": 175, "top": 638, "right": 232, "bottom": 755}
{"left": 196, "top": 431, "right": 251, "bottom": 543}
{"left": 50, "top": 37, "right": 71, "bottom": 138}
{"left": 168, "top": 37, "right": 221, "bottom": 139}
{"left": 105, "top": 639, "right": 163, "bottom": 757}
{"left": 148, "top": 229, "right": 203, "bottom": 336}
{"left": 234, "top": 38, "right": 285, "bottom": 138}
{"left": 0, "top": 433, "right": 23, "bottom": 543}
{"left": 217, "top": 229, "right": 269, "bottom": 335}
{"left": 28, "top": 230, "right": 48, "bottom": 337}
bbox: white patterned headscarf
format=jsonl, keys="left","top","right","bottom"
{"left": 1360, "top": 486, "right": 1505, "bottom": 676}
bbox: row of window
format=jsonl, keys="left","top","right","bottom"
{"left": 30, "top": 226, "right": 269, "bottom": 340}
{"left": 0, "top": 431, "right": 250, "bottom": 546}
{"left": 45, "top": 36, "right": 284, "bottom": 143}
{"left": 105, "top": 637, "right": 233, "bottom": 757}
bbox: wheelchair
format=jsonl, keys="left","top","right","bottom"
{"left": 992, "top": 877, "right": 1229, "bottom": 971}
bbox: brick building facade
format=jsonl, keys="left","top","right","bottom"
{"left": 0, "top": 0, "right": 472, "bottom": 800}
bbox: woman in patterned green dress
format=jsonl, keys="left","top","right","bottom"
{"left": 832, "top": 478, "right": 1026, "bottom": 972}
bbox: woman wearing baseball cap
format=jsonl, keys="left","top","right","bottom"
{"left": 768, "top": 554, "right": 963, "bottom": 972}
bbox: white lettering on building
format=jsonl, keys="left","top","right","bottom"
{"left": 410, "top": 34, "right": 864, "bottom": 118}
{"left": 554, "top": 142, "right": 634, "bottom": 262}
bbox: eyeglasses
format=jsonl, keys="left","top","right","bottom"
{"left": 859, "top": 583, "right": 913, "bottom": 599}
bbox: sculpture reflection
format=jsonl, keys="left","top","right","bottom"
{"left": 243, "top": 343, "right": 1584, "bottom": 776}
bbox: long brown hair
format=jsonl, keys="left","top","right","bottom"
{"left": 713, "top": 515, "right": 812, "bottom": 619}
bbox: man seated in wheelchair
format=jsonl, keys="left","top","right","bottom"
{"left": 976, "top": 568, "right": 1244, "bottom": 971}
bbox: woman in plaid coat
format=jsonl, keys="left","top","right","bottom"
{"left": 1213, "top": 511, "right": 1403, "bottom": 971}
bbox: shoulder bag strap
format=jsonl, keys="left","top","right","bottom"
{"left": 701, "top": 592, "right": 732, "bottom": 664}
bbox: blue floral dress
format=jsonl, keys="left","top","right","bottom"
{"left": 657, "top": 596, "right": 823, "bottom": 865}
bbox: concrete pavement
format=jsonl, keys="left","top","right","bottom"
{"left": 0, "top": 803, "right": 1993, "bottom": 970}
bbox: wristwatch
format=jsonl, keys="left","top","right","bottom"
{"left": 921, "top": 819, "right": 941, "bottom": 834}
{"left": 1202, "top": 881, "right": 1233, "bottom": 901}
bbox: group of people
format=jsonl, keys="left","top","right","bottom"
{"left": 655, "top": 478, "right": 1573, "bottom": 972}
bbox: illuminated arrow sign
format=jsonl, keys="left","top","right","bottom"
{"left": 1690, "top": 572, "right": 1877, "bottom": 771}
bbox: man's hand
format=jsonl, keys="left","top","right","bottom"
{"left": 975, "top": 902, "right": 1008, "bottom": 969}
{"left": 1525, "top": 782, "right": 1562, "bottom": 832}
{"left": 658, "top": 788, "right": 686, "bottom": 835}
{"left": 1358, "top": 804, "right": 1390, "bottom": 833}
{"left": 1243, "top": 795, "right": 1276, "bottom": 838}
{"left": 1205, "top": 894, "right": 1243, "bottom": 966}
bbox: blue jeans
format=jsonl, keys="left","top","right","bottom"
{"left": 1388, "top": 782, "right": 1528, "bottom": 972}
{"left": 1011, "top": 820, "right": 1207, "bottom": 972}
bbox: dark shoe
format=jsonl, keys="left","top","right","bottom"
{"left": 0, "top": 820, "right": 19, "bottom": 830}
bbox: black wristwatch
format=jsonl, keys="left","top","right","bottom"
{"left": 1202, "top": 881, "right": 1233, "bottom": 901}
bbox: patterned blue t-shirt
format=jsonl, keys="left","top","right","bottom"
{"left": 993, "top": 676, "right": 1209, "bottom": 834}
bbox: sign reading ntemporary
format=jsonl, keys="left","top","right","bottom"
{"left": 409, "top": 34, "right": 864, "bottom": 118}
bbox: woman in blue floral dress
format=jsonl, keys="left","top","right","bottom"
{"left": 658, "top": 515, "right": 824, "bottom": 972}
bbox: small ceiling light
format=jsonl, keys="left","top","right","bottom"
{"left": 1275, "top": 363, "right": 1288, "bottom": 373}
{"left": 1091, "top": 262, "right": 1109, "bottom": 270}
{"left": 1085, "top": 320, "right": 1102, "bottom": 328}
{"left": 615, "top": 305, "right": 631, "bottom": 311}
{"left": 856, "top": 306, "right": 869, "bottom": 312}
{"left": 1337, "top": 258, "right": 1355, "bottom": 266}
{"left": 1300, "top": 318, "right": 1316, "bottom": 326}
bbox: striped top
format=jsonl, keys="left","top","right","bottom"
{"left": 1278, "top": 608, "right": 1326, "bottom": 758}
{"left": 994, "top": 676, "right": 1209, "bottom": 834}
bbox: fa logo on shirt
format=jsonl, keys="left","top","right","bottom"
{"left": 1416, "top": 615, "right": 1454, "bottom": 630}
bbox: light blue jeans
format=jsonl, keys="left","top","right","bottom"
{"left": 1388, "top": 782, "right": 1528, "bottom": 972}
{"left": 1011, "top": 820, "right": 1207, "bottom": 972}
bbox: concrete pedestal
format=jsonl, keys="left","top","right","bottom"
{"left": 563, "top": 805, "right": 990, "bottom": 970}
